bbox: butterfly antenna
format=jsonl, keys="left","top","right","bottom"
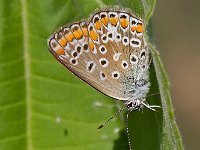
{"left": 126, "top": 112, "right": 133, "bottom": 150}
{"left": 97, "top": 106, "right": 126, "bottom": 129}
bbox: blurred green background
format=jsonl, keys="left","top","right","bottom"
{"left": 153, "top": 0, "right": 200, "bottom": 149}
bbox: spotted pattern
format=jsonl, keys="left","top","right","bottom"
{"left": 48, "top": 7, "right": 148, "bottom": 99}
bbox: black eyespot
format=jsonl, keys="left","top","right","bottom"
{"left": 83, "top": 44, "right": 88, "bottom": 50}
{"left": 101, "top": 14, "right": 106, "bottom": 18}
{"left": 124, "top": 38, "right": 128, "bottom": 43}
{"left": 141, "top": 51, "right": 146, "bottom": 58}
{"left": 88, "top": 63, "right": 94, "bottom": 71}
{"left": 77, "top": 46, "right": 81, "bottom": 52}
{"left": 132, "top": 40, "right": 139, "bottom": 45}
{"left": 110, "top": 14, "right": 115, "bottom": 18}
{"left": 89, "top": 26, "right": 93, "bottom": 30}
{"left": 101, "top": 60, "right": 106, "bottom": 65}
{"left": 116, "top": 35, "right": 120, "bottom": 39}
{"left": 113, "top": 73, "right": 118, "bottom": 78}
{"left": 103, "top": 36, "right": 107, "bottom": 41}
{"left": 123, "top": 63, "right": 127, "bottom": 67}
{"left": 108, "top": 33, "right": 112, "bottom": 38}
{"left": 71, "top": 59, "right": 76, "bottom": 64}
{"left": 132, "top": 20, "right": 136, "bottom": 25}
{"left": 101, "top": 73, "right": 105, "bottom": 78}
{"left": 101, "top": 47, "right": 105, "bottom": 52}
{"left": 94, "top": 17, "right": 99, "bottom": 23}
{"left": 73, "top": 52, "right": 78, "bottom": 57}
{"left": 120, "top": 15, "right": 126, "bottom": 19}
{"left": 72, "top": 26, "right": 78, "bottom": 31}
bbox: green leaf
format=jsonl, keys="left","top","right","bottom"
{"left": 0, "top": 0, "right": 183, "bottom": 150}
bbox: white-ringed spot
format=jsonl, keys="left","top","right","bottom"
{"left": 130, "top": 54, "right": 138, "bottom": 64}
{"left": 86, "top": 61, "right": 96, "bottom": 73}
{"left": 70, "top": 58, "right": 78, "bottom": 66}
{"left": 140, "top": 49, "right": 146, "bottom": 60}
{"left": 99, "top": 45, "right": 107, "bottom": 54}
{"left": 115, "top": 33, "right": 121, "bottom": 42}
{"left": 83, "top": 43, "right": 89, "bottom": 53}
{"left": 122, "top": 36, "right": 129, "bottom": 46}
{"left": 100, "top": 71, "right": 107, "bottom": 80}
{"left": 101, "top": 34, "right": 108, "bottom": 43}
{"left": 121, "top": 60, "right": 129, "bottom": 69}
{"left": 112, "top": 71, "right": 120, "bottom": 79}
{"left": 130, "top": 38, "right": 141, "bottom": 48}
{"left": 107, "top": 31, "right": 114, "bottom": 41}
{"left": 75, "top": 45, "right": 83, "bottom": 54}
{"left": 99, "top": 58, "right": 109, "bottom": 68}
{"left": 71, "top": 50, "right": 79, "bottom": 59}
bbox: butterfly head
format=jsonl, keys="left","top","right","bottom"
{"left": 126, "top": 99, "right": 145, "bottom": 112}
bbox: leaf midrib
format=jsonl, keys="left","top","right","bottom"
{"left": 21, "top": 0, "right": 31, "bottom": 149}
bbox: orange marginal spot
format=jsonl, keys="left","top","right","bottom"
{"left": 131, "top": 26, "right": 136, "bottom": 32}
{"left": 89, "top": 42, "right": 94, "bottom": 50}
{"left": 65, "top": 33, "right": 74, "bottom": 42}
{"left": 59, "top": 38, "right": 67, "bottom": 47}
{"left": 136, "top": 24, "right": 143, "bottom": 33}
{"left": 101, "top": 17, "right": 109, "bottom": 26}
{"left": 110, "top": 17, "right": 118, "bottom": 26}
{"left": 120, "top": 18, "right": 129, "bottom": 28}
{"left": 73, "top": 28, "right": 83, "bottom": 39}
{"left": 89, "top": 30, "right": 98, "bottom": 41}
{"left": 82, "top": 27, "right": 88, "bottom": 36}
{"left": 56, "top": 48, "right": 65, "bottom": 55}
{"left": 95, "top": 21, "right": 102, "bottom": 30}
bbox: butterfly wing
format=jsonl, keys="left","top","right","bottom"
{"left": 48, "top": 8, "right": 149, "bottom": 100}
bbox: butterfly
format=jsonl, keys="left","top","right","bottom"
{"left": 47, "top": 6, "right": 159, "bottom": 150}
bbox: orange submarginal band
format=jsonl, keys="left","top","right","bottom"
{"left": 131, "top": 26, "right": 136, "bottom": 32}
{"left": 73, "top": 28, "right": 83, "bottom": 39}
{"left": 101, "top": 17, "right": 109, "bottom": 26}
{"left": 95, "top": 21, "right": 102, "bottom": 30}
{"left": 89, "top": 42, "right": 94, "bottom": 50}
{"left": 82, "top": 27, "right": 88, "bottom": 36}
{"left": 89, "top": 30, "right": 98, "bottom": 41}
{"left": 56, "top": 48, "right": 65, "bottom": 55}
{"left": 65, "top": 33, "right": 74, "bottom": 42}
{"left": 110, "top": 17, "right": 118, "bottom": 26}
{"left": 59, "top": 38, "right": 67, "bottom": 47}
{"left": 136, "top": 24, "right": 143, "bottom": 33}
{"left": 120, "top": 18, "right": 129, "bottom": 28}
